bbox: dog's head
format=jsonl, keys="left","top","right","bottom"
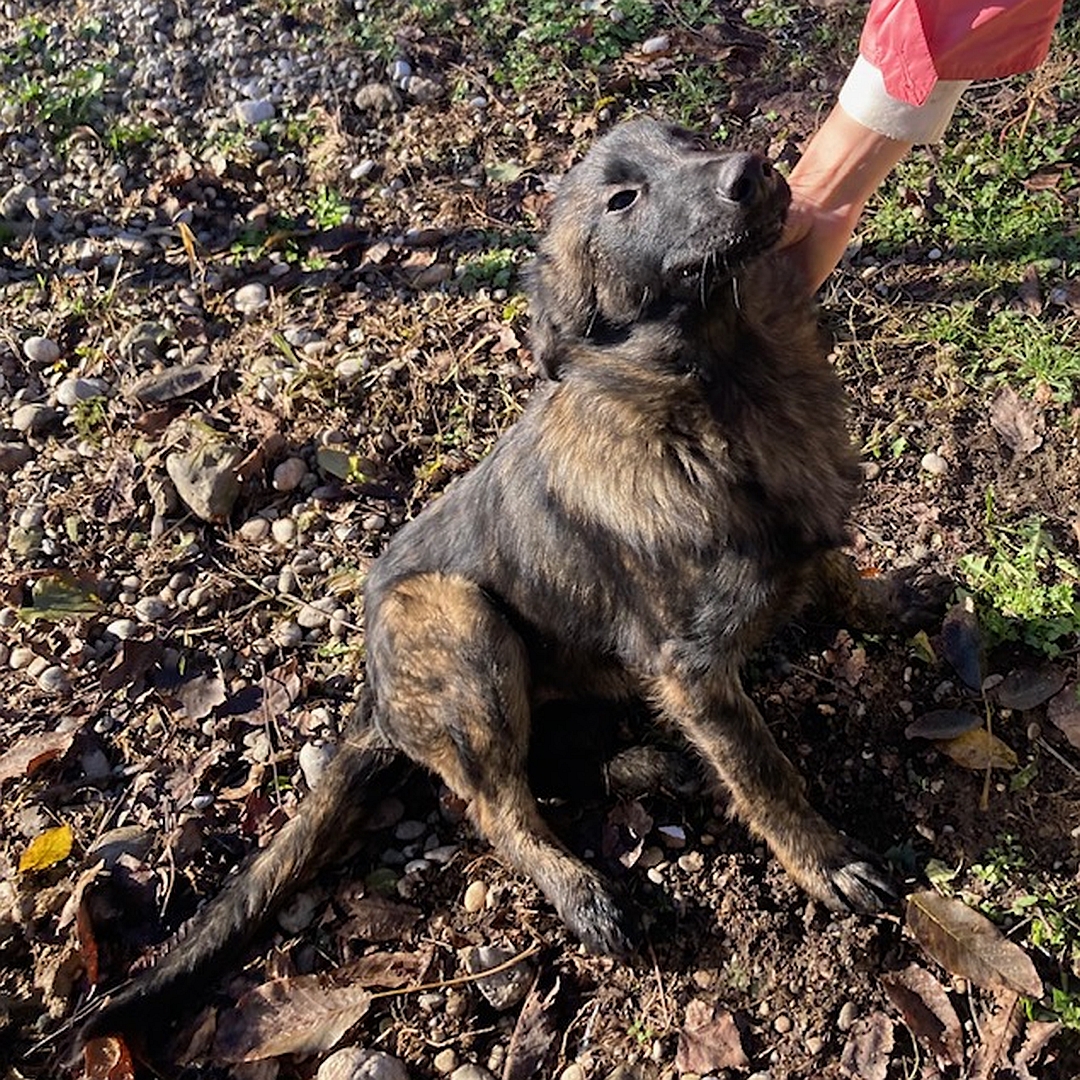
{"left": 527, "top": 118, "right": 790, "bottom": 377}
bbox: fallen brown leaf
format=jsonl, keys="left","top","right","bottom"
{"left": 0, "top": 729, "right": 75, "bottom": 783}
{"left": 940, "top": 598, "right": 983, "bottom": 690}
{"left": 338, "top": 895, "right": 420, "bottom": 942}
{"left": 881, "top": 963, "right": 963, "bottom": 1066}
{"left": 503, "top": 971, "right": 560, "bottom": 1080}
{"left": 214, "top": 974, "right": 372, "bottom": 1062}
{"left": 839, "top": 1011, "right": 894, "bottom": 1080}
{"left": 1047, "top": 681, "right": 1080, "bottom": 749}
{"left": 968, "top": 990, "right": 1022, "bottom": 1080}
{"left": 675, "top": 999, "right": 749, "bottom": 1073}
{"left": 990, "top": 385, "right": 1044, "bottom": 456}
{"left": 936, "top": 727, "right": 1018, "bottom": 771}
{"left": 906, "top": 891, "right": 1043, "bottom": 998}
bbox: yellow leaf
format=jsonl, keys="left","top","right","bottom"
{"left": 19, "top": 823, "right": 74, "bottom": 872}
{"left": 937, "top": 728, "right": 1018, "bottom": 771}
{"left": 176, "top": 220, "right": 199, "bottom": 272}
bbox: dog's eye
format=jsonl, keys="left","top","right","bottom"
{"left": 606, "top": 189, "right": 639, "bottom": 213}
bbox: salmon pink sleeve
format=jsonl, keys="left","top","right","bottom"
{"left": 838, "top": 0, "right": 1063, "bottom": 143}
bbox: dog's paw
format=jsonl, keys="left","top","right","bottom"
{"left": 559, "top": 880, "right": 639, "bottom": 958}
{"left": 887, "top": 567, "right": 953, "bottom": 633}
{"left": 778, "top": 827, "right": 898, "bottom": 915}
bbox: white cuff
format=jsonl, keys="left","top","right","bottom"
{"left": 838, "top": 56, "right": 970, "bottom": 144}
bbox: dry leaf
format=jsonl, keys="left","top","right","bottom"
{"left": 84, "top": 1034, "right": 136, "bottom": 1080}
{"left": 996, "top": 667, "right": 1065, "bottom": 711}
{"left": 1016, "top": 265, "right": 1043, "bottom": 315}
{"left": 333, "top": 948, "right": 431, "bottom": 990}
{"left": 18, "top": 571, "right": 104, "bottom": 622}
{"left": 504, "top": 971, "right": 560, "bottom": 1080}
{"left": 969, "top": 990, "right": 1022, "bottom": 1080}
{"left": 906, "top": 891, "right": 1043, "bottom": 998}
{"left": 937, "top": 727, "right": 1018, "bottom": 771}
{"left": 905, "top": 710, "right": 982, "bottom": 741}
{"left": 339, "top": 896, "right": 420, "bottom": 942}
{"left": 1047, "top": 681, "right": 1080, "bottom": 748}
{"left": 675, "top": 999, "right": 749, "bottom": 1073}
{"left": 19, "top": 822, "right": 74, "bottom": 872}
{"left": 0, "top": 730, "right": 75, "bottom": 783}
{"left": 881, "top": 964, "right": 963, "bottom": 1065}
{"left": 989, "top": 386, "right": 1044, "bottom": 456}
{"left": 214, "top": 975, "right": 372, "bottom": 1062}
{"left": 101, "top": 637, "right": 163, "bottom": 694}
{"left": 175, "top": 671, "right": 227, "bottom": 720}
{"left": 840, "top": 1011, "right": 894, "bottom": 1080}
{"left": 941, "top": 598, "right": 983, "bottom": 690}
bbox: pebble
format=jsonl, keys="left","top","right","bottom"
{"left": 317, "top": 1048, "right": 410, "bottom": 1080}
{"left": 23, "top": 335, "right": 61, "bottom": 365}
{"left": 57, "top": 376, "right": 110, "bottom": 406}
{"left": 773, "top": 1014, "right": 793, "bottom": 1034}
{"left": 273, "top": 456, "right": 308, "bottom": 492}
{"left": 677, "top": 851, "right": 705, "bottom": 873}
{"left": 0, "top": 443, "right": 34, "bottom": 473}
{"left": 276, "top": 889, "right": 320, "bottom": 934}
{"left": 463, "top": 880, "right": 487, "bottom": 913}
{"left": 235, "top": 98, "right": 276, "bottom": 125}
{"left": 299, "top": 741, "right": 336, "bottom": 789}
{"left": 297, "top": 595, "right": 337, "bottom": 629}
{"left": 433, "top": 1049, "right": 458, "bottom": 1074}
{"left": 272, "top": 517, "right": 297, "bottom": 544}
{"left": 837, "top": 1001, "right": 859, "bottom": 1032}
{"left": 12, "top": 403, "right": 61, "bottom": 435}
{"left": 394, "top": 819, "right": 427, "bottom": 842}
{"left": 273, "top": 620, "right": 304, "bottom": 648}
{"left": 641, "top": 34, "right": 670, "bottom": 54}
{"left": 806, "top": 1035, "right": 824, "bottom": 1054}
{"left": 1, "top": 182, "right": 34, "bottom": 219}
{"left": 36, "top": 665, "right": 70, "bottom": 694}
{"left": 134, "top": 596, "right": 171, "bottom": 623}
{"left": 105, "top": 618, "right": 138, "bottom": 640}
{"left": 450, "top": 1067, "right": 495, "bottom": 1080}
{"left": 921, "top": 451, "right": 948, "bottom": 476}
{"left": 560, "top": 1067, "right": 587, "bottom": 1080}
{"left": 9, "top": 646, "right": 36, "bottom": 670}
{"left": 238, "top": 516, "right": 271, "bottom": 541}
{"left": 233, "top": 281, "right": 269, "bottom": 313}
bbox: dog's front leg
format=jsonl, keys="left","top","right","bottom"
{"left": 650, "top": 653, "right": 895, "bottom": 914}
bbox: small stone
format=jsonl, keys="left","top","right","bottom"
{"left": 299, "top": 742, "right": 336, "bottom": 789}
{"left": 9, "top": 646, "right": 36, "bottom": 670}
{"left": 433, "top": 1049, "right": 457, "bottom": 1074}
{"left": 297, "top": 595, "right": 336, "bottom": 630}
{"left": 389, "top": 58, "right": 412, "bottom": 84}
{"left": 355, "top": 83, "right": 400, "bottom": 113}
{"left": 104, "top": 618, "right": 138, "bottom": 640}
{"left": 36, "top": 665, "right": 70, "bottom": 694}
{"left": 273, "top": 620, "right": 304, "bottom": 648}
{"left": 1, "top": 182, "right": 34, "bottom": 219}
{"left": 57, "top": 376, "right": 110, "bottom": 407}
{"left": 272, "top": 517, "right": 296, "bottom": 544}
{"left": 837, "top": 1001, "right": 859, "bottom": 1032}
{"left": 560, "top": 1067, "right": 587, "bottom": 1080}
{"left": 23, "top": 335, "right": 61, "bottom": 365}
{"left": 774, "top": 1014, "right": 792, "bottom": 1034}
{"left": 463, "top": 880, "right": 487, "bottom": 913}
{"left": 239, "top": 516, "right": 271, "bottom": 541}
{"left": 233, "top": 281, "right": 269, "bottom": 313}
{"left": 317, "top": 1048, "right": 410, "bottom": 1080}
{"left": 921, "top": 451, "right": 948, "bottom": 476}
{"left": 166, "top": 441, "right": 245, "bottom": 522}
{"left": 394, "top": 819, "right": 427, "bottom": 842}
{"left": 12, "top": 403, "right": 61, "bottom": 435}
{"left": 450, "top": 1067, "right": 495, "bottom": 1080}
{"left": 88, "top": 826, "right": 153, "bottom": 867}
{"left": 806, "top": 1035, "right": 824, "bottom": 1054}
{"left": 235, "top": 98, "right": 275, "bottom": 125}
{"left": 641, "top": 34, "right": 670, "bottom": 54}
{"left": 273, "top": 456, "right": 308, "bottom": 492}
{"left": 134, "top": 596, "right": 171, "bottom": 623}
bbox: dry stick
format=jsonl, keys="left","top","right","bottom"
{"left": 366, "top": 942, "right": 542, "bottom": 1003}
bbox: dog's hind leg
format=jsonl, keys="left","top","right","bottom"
{"left": 651, "top": 653, "right": 896, "bottom": 914}
{"left": 368, "top": 573, "right": 636, "bottom": 956}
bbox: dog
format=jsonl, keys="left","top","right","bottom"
{"left": 81, "top": 117, "right": 939, "bottom": 1039}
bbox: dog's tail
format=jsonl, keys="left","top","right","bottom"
{"left": 79, "top": 699, "right": 407, "bottom": 1041}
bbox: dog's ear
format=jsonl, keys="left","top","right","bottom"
{"left": 525, "top": 203, "right": 597, "bottom": 379}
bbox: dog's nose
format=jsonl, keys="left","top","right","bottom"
{"left": 714, "top": 152, "right": 774, "bottom": 206}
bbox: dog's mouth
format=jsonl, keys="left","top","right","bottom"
{"left": 670, "top": 210, "right": 788, "bottom": 292}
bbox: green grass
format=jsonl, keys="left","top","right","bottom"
{"left": 921, "top": 302, "right": 1080, "bottom": 402}
{"left": 958, "top": 491, "right": 1080, "bottom": 657}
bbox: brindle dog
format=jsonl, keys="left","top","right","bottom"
{"left": 82, "top": 118, "right": 938, "bottom": 1038}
